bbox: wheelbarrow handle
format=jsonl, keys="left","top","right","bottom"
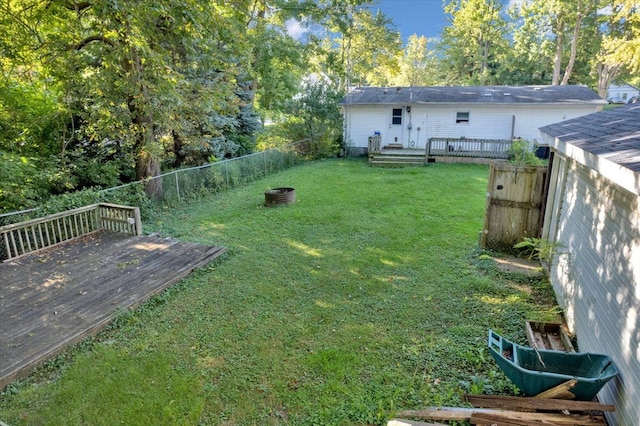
{"left": 488, "top": 329, "right": 502, "bottom": 352}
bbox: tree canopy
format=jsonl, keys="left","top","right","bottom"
{"left": 1, "top": 0, "right": 638, "bottom": 211}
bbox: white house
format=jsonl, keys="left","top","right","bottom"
{"left": 606, "top": 83, "right": 640, "bottom": 103}
{"left": 539, "top": 104, "right": 640, "bottom": 425}
{"left": 341, "top": 85, "right": 605, "bottom": 156}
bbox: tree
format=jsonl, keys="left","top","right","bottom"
{"left": 502, "top": 2, "right": 555, "bottom": 84}
{"left": 303, "top": 1, "right": 400, "bottom": 89}
{"left": 344, "top": 9, "right": 402, "bottom": 87}
{"left": 440, "top": 0, "right": 509, "bottom": 85}
{"left": 390, "top": 35, "right": 441, "bottom": 86}
{"left": 559, "top": 0, "right": 599, "bottom": 85}
{"left": 0, "top": 0, "right": 254, "bottom": 199}
{"left": 282, "top": 79, "right": 343, "bottom": 157}
{"left": 595, "top": 0, "right": 640, "bottom": 97}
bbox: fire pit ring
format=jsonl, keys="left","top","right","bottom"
{"left": 264, "top": 187, "right": 295, "bottom": 206}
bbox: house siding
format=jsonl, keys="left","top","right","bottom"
{"left": 544, "top": 155, "right": 640, "bottom": 425}
{"left": 343, "top": 104, "right": 598, "bottom": 152}
{"left": 607, "top": 84, "right": 640, "bottom": 103}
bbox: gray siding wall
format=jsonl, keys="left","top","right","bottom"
{"left": 545, "top": 155, "right": 640, "bottom": 425}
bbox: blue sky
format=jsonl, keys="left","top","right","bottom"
{"left": 284, "top": 1, "right": 520, "bottom": 45}
{"left": 371, "top": 0, "right": 448, "bottom": 41}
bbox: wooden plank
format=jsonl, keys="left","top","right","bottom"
{"left": 388, "top": 420, "right": 448, "bottom": 426}
{"left": 470, "top": 411, "right": 605, "bottom": 426}
{"left": 396, "top": 408, "right": 606, "bottom": 425}
{"left": 525, "top": 321, "right": 575, "bottom": 352}
{"left": 470, "top": 412, "right": 534, "bottom": 426}
{"left": 464, "top": 394, "right": 615, "bottom": 412}
{"left": 534, "top": 379, "right": 577, "bottom": 399}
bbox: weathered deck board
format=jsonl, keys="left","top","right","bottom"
{"left": 0, "top": 231, "right": 226, "bottom": 389}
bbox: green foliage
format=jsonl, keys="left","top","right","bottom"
{"left": 514, "top": 237, "right": 562, "bottom": 263}
{"left": 37, "top": 189, "right": 103, "bottom": 216}
{"left": 0, "top": 151, "right": 44, "bottom": 213}
{"left": 440, "top": 0, "right": 509, "bottom": 85}
{"left": 0, "top": 82, "right": 63, "bottom": 157}
{"left": 391, "top": 35, "right": 442, "bottom": 86}
{"left": 0, "top": 151, "right": 78, "bottom": 213}
{"left": 282, "top": 80, "right": 344, "bottom": 158}
{"left": 0, "top": 161, "right": 561, "bottom": 424}
{"left": 508, "top": 139, "right": 547, "bottom": 166}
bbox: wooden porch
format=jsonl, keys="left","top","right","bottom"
{"left": 367, "top": 136, "right": 513, "bottom": 167}
{"left": 0, "top": 206, "right": 226, "bottom": 389}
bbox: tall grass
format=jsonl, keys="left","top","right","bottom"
{"left": 0, "top": 159, "right": 559, "bottom": 425}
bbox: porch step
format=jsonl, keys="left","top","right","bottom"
{"left": 383, "top": 143, "right": 404, "bottom": 149}
{"left": 369, "top": 155, "right": 428, "bottom": 167}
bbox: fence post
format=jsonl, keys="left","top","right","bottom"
{"left": 175, "top": 171, "right": 181, "bottom": 203}
{"left": 133, "top": 207, "right": 142, "bottom": 236}
{"left": 264, "top": 151, "right": 268, "bottom": 176}
{"left": 225, "top": 161, "right": 229, "bottom": 187}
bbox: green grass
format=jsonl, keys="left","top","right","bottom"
{"left": 0, "top": 159, "right": 560, "bottom": 425}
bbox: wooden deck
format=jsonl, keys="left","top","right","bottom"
{"left": 0, "top": 231, "right": 226, "bottom": 389}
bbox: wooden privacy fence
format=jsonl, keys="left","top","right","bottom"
{"left": 428, "top": 138, "right": 512, "bottom": 159}
{"left": 480, "top": 161, "right": 548, "bottom": 252}
{"left": 0, "top": 203, "right": 142, "bottom": 262}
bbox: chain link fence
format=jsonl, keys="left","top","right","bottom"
{"left": 102, "top": 139, "right": 312, "bottom": 206}
{"left": 1, "top": 139, "right": 313, "bottom": 230}
{"left": 0, "top": 208, "right": 39, "bottom": 227}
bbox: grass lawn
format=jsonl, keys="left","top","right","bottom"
{"left": 0, "top": 159, "right": 559, "bottom": 425}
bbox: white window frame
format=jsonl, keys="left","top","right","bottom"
{"left": 456, "top": 111, "right": 470, "bottom": 124}
{"left": 391, "top": 108, "right": 403, "bottom": 125}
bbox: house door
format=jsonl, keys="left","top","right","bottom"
{"left": 388, "top": 108, "right": 404, "bottom": 146}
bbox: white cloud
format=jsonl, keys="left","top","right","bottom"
{"left": 286, "top": 18, "right": 306, "bottom": 40}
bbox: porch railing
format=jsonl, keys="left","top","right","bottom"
{"left": 427, "top": 138, "right": 512, "bottom": 159}
{"left": 368, "top": 135, "right": 382, "bottom": 155}
{"left": 0, "top": 203, "right": 141, "bottom": 262}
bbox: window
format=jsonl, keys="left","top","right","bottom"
{"left": 456, "top": 112, "right": 470, "bottom": 124}
{"left": 392, "top": 108, "right": 402, "bottom": 125}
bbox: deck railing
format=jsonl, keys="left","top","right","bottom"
{"left": 368, "top": 135, "right": 382, "bottom": 155}
{"left": 0, "top": 203, "right": 141, "bottom": 262}
{"left": 427, "top": 138, "right": 512, "bottom": 159}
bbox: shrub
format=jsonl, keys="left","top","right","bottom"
{"left": 509, "top": 139, "right": 546, "bottom": 166}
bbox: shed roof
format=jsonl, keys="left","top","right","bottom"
{"left": 540, "top": 104, "right": 640, "bottom": 173}
{"left": 341, "top": 85, "right": 605, "bottom": 106}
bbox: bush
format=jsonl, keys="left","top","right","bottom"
{"left": 281, "top": 80, "right": 343, "bottom": 158}
{"left": 508, "top": 139, "right": 546, "bottom": 166}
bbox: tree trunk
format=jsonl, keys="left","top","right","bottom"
{"left": 552, "top": 26, "right": 564, "bottom": 85}
{"left": 560, "top": 14, "right": 581, "bottom": 85}
{"left": 596, "top": 62, "right": 622, "bottom": 98}
{"left": 125, "top": 45, "right": 163, "bottom": 199}
{"left": 172, "top": 129, "right": 186, "bottom": 168}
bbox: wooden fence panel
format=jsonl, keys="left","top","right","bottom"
{"left": 480, "top": 161, "right": 548, "bottom": 252}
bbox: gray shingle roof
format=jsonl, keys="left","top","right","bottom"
{"left": 341, "top": 85, "right": 605, "bottom": 105}
{"left": 539, "top": 104, "right": 640, "bottom": 173}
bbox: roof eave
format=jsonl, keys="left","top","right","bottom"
{"left": 541, "top": 132, "right": 640, "bottom": 196}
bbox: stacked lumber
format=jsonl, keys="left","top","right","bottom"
{"left": 389, "top": 393, "right": 613, "bottom": 426}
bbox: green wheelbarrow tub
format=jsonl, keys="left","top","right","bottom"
{"left": 488, "top": 329, "right": 618, "bottom": 400}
